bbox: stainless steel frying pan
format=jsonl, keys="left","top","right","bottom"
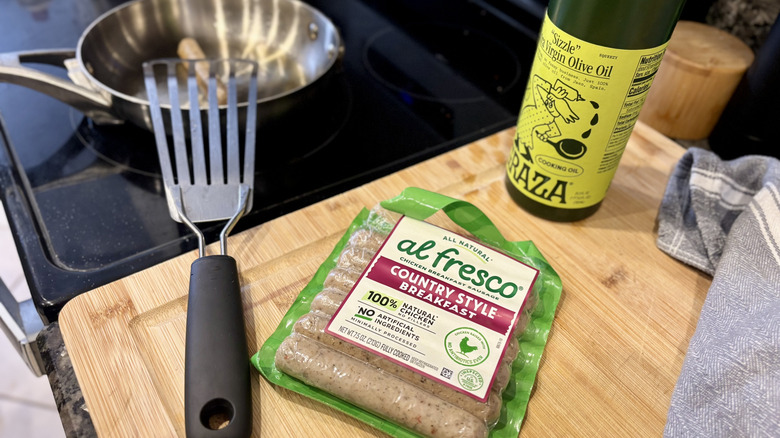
{"left": 0, "top": 0, "right": 341, "bottom": 131}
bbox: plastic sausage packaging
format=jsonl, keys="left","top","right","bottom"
{"left": 253, "top": 188, "right": 562, "bottom": 437}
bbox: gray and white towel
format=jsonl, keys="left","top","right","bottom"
{"left": 657, "top": 147, "right": 780, "bottom": 437}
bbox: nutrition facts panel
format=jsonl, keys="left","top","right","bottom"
{"left": 599, "top": 48, "right": 667, "bottom": 173}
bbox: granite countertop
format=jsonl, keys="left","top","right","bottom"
{"left": 707, "top": 0, "right": 780, "bottom": 51}
{"left": 37, "top": 323, "right": 95, "bottom": 438}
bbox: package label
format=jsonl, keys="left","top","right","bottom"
{"left": 326, "top": 216, "right": 539, "bottom": 401}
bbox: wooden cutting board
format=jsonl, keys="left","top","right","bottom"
{"left": 59, "top": 122, "right": 711, "bottom": 437}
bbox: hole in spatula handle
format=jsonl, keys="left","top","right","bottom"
{"left": 201, "top": 398, "right": 234, "bottom": 430}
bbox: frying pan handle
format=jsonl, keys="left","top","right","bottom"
{"left": 0, "top": 49, "right": 121, "bottom": 124}
{"left": 185, "top": 255, "right": 252, "bottom": 438}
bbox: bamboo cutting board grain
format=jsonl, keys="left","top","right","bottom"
{"left": 59, "top": 122, "right": 711, "bottom": 437}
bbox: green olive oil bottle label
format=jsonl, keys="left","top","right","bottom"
{"left": 507, "top": 14, "right": 668, "bottom": 210}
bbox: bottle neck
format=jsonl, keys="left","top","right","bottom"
{"left": 547, "top": 0, "right": 687, "bottom": 49}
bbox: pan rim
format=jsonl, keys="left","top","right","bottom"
{"left": 75, "top": 0, "right": 342, "bottom": 110}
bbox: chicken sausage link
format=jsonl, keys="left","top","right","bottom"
{"left": 309, "top": 287, "right": 348, "bottom": 315}
{"left": 307, "top": 294, "right": 519, "bottom": 394}
{"left": 296, "top": 312, "right": 517, "bottom": 393}
{"left": 336, "top": 245, "right": 377, "bottom": 273}
{"left": 322, "top": 266, "right": 362, "bottom": 293}
{"left": 293, "top": 313, "right": 504, "bottom": 424}
{"left": 345, "top": 228, "right": 387, "bottom": 253}
{"left": 276, "top": 334, "right": 488, "bottom": 438}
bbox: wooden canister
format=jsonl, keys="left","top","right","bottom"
{"left": 639, "top": 21, "right": 754, "bottom": 140}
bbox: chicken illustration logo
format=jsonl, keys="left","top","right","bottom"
{"left": 445, "top": 328, "right": 490, "bottom": 367}
{"left": 514, "top": 75, "right": 600, "bottom": 163}
{"left": 459, "top": 337, "right": 479, "bottom": 355}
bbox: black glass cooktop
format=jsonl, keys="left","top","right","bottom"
{"left": 0, "top": 0, "right": 543, "bottom": 322}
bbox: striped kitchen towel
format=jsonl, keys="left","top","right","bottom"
{"left": 657, "top": 147, "right": 780, "bottom": 437}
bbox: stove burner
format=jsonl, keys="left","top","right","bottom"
{"left": 71, "top": 109, "right": 162, "bottom": 178}
{"left": 259, "top": 72, "right": 353, "bottom": 165}
{"left": 69, "top": 72, "right": 353, "bottom": 173}
{"left": 364, "top": 22, "right": 522, "bottom": 103}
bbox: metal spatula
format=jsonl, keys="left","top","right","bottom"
{"left": 143, "top": 58, "right": 257, "bottom": 438}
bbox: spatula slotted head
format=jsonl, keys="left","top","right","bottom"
{"left": 143, "top": 58, "right": 258, "bottom": 223}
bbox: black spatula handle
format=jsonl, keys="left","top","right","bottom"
{"left": 185, "top": 255, "right": 252, "bottom": 438}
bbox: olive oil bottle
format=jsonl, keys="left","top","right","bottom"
{"left": 506, "top": 0, "right": 687, "bottom": 221}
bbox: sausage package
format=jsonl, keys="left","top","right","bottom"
{"left": 252, "top": 188, "right": 562, "bottom": 437}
